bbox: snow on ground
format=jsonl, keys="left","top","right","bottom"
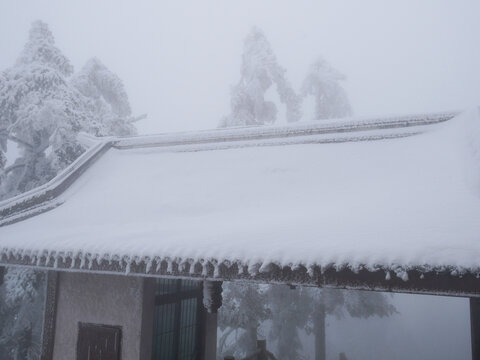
{"left": 0, "top": 111, "right": 479, "bottom": 273}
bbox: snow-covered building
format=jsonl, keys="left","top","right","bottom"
{"left": 1, "top": 110, "right": 480, "bottom": 359}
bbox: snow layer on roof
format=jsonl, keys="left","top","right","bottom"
{"left": 1, "top": 111, "right": 480, "bottom": 274}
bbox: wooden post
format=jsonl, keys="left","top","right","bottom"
{"left": 257, "top": 339, "right": 267, "bottom": 360}
{"left": 203, "top": 281, "right": 223, "bottom": 360}
{"left": 471, "top": 298, "right": 480, "bottom": 360}
{"left": 0, "top": 266, "right": 4, "bottom": 286}
{"left": 41, "top": 271, "right": 59, "bottom": 360}
{"left": 314, "top": 307, "right": 326, "bottom": 360}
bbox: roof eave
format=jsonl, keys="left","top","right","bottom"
{"left": 1, "top": 254, "right": 478, "bottom": 298}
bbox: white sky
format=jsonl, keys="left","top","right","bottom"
{"left": 1, "top": 0, "right": 479, "bottom": 134}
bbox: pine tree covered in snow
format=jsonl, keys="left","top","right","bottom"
{"left": 0, "top": 21, "right": 137, "bottom": 200}
{"left": 71, "top": 58, "right": 137, "bottom": 137}
{"left": 0, "top": 20, "right": 81, "bottom": 196}
{"left": 0, "top": 20, "right": 139, "bottom": 359}
{"left": 301, "top": 58, "right": 352, "bottom": 120}
{"left": 220, "top": 27, "right": 301, "bottom": 127}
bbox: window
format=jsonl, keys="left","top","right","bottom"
{"left": 77, "top": 323, "right": 121, "bottom": 360}
{"left": 151, "top": 279, "right": 203, "bottom": 360}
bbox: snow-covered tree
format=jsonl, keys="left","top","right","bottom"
{"left": 0, "top": 20, "right": 139, "bottom": 359}
{"left": 0, "top": 268, "right": 46, "bottom": 360}
{"left": 71, "top": 58, "right": 138, "bottom": 137}
{"left": 220, "top": 27, "right": 301, "bottom": 127}
{"left": 266, "top": 285, "right": 312, "bottom": 360}
{"left": 217, "top": 282, "right": 270, "bottom": 359}
{"left": 0, "top": 21, "right": 137, "bottom": 199}
{"left": 0, "top": 20, "right": 82, "bottom": 195}
{"left": 307, "top": 288, "right": 396, "bottom": 360}
{"left": 301, "top": 58, "right": 352, "bottom": 120}
{"left": 219, "top": 282, "right": 395, "bottom": 360}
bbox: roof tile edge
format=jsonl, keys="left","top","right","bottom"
{"left": 0, "top": 252, "right": 479, "bottom": 297}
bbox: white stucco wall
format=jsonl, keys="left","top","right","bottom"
{"left": 52, "top": 272, "right": 153, "bottom": 360}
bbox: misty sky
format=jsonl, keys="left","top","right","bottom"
{"left": 1, "top": 0, "right": 480, "bottom": 134}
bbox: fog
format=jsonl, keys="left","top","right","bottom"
{"left": 1, "top": 1, "right": 480, "bottom": 134}
{"left": 324, "top": 294, "right": 470, "bottom": 360}
{"left": 1, "top": 1, "right": 478, "bottom": 358}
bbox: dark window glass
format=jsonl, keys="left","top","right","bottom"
{"left": 155, "top": 278, "right": 179, "bottom": 296}
{"left": 77, "top": 323, "right": 121, "bottom": 360}
{"left": 151, "top": 279, "right": 202, "bottom": 360}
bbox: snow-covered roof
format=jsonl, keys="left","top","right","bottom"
{"left": 1, "top": 111, "right": 480, "bottom": 296}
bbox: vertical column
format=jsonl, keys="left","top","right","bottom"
{"left": 471, "top": 298, "right": 480, "bottom": 360}
{"left": 314, "top": 306, "right": 326, "bottom": 360}
{"left": 41, "top": 271, "right": 59, "bottom": 360}
{"left": 0, "top": 266, "right": 4, "bottom": 286}
{"left": 139, "top": 278, "right": 156, "bottom": 360}
{"left": 203, "top": 281, "right": 223, "bottom": 360}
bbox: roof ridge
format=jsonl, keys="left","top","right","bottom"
{"left": 113, "top": 111, "right": 458, "bottom": 150}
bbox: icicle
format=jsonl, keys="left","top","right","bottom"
{"left": 237, "top": 262, "right": 244, "bottom": 275}
{"left": 180, "top": 260, "right": 188, "bottom": 272}
{"left": 146, "top": 258, "right": 153, "bottom": 274}
{"left": 248, "top": 263, "right": 259, "bottom": 276}
{"left": 53, "top": 256, "right": 59, "bottom": 268}
{"left": 398, "top": 270, "right": 409, "bottom": 282}
{"left": 125, "top": 261, "right": 131, "bottom": 274}
{"left": 307, "top": 265, "right": 315, "bottom": 277}
{"left": 96, "top": 254, "right": 102, "bottom": 267}
{"left": 202, "top": 261, "right": 208, "bottom": 277}
{"left": 189, "top": 260, "right": 196, "bottom": 274}
{"left": 155, "top": 258, "right": 162, "bottom": 273}
{"left": 420, "top": 273, "right": 425, "bottom": 279}
{"left": 80, "top": 254, "right": 86, "bottom": 269}
{"left": 385, "top": 271, "right": 391, "bottom": 281}
{"left": 167, "top": 259, "right": 173, "bottom": 274}
{"left": 259, "top": 262, "right": 270, "bottom": 273}
{"left": 291, "top": 263, "right": 300, "bottom": 271}
{"left": 214, "top": 264, "right": 220, "bottom": 278}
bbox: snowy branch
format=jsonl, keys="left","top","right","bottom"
{"left": 4, "top": 162, "right": 26, "bottom": 175}
{"left": 7, "top": 135, "right": 34, "bottom": 150}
